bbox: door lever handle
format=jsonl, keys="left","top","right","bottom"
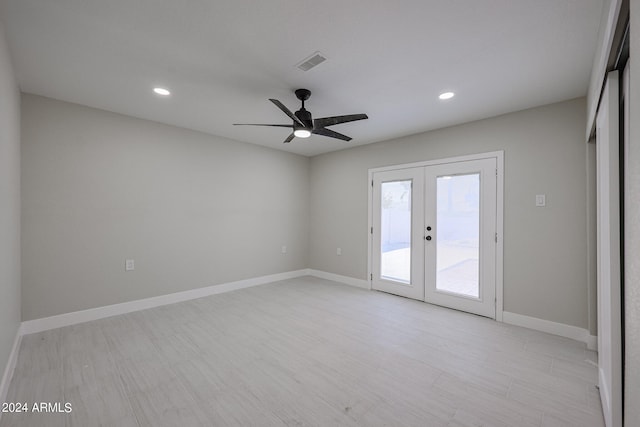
{"left": 425, "top": 236, "right": 432, "bottom": 241}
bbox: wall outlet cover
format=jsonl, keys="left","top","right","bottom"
{"left": 125, "top": 259, "right": 135, "bottom": 271}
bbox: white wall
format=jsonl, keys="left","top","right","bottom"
{"left": 625, "top": 1, "right": 640, "bottom": 424}
{"left": 21, "top": 94, "right": 309, "bottom": 320}
{"left": 0, "top": 20, "right": 21, "bottom": 381}
{"left": 309, "top": 98, "right": 590, "bottom": 329}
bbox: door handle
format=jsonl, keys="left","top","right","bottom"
{"left": 425, "top": 236, "right": 432, "bottom": 241}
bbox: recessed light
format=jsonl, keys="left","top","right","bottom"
{"left": 153, "top": 87, "right": 171, "bottom": 96}
{"left": 439, "top": 91, "right": 455, "bottom": 100}
{"left": 294, "top": 129, "right": 311, "bottom": 138}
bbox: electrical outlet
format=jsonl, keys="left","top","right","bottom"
{"left": 125, "top": 259, "right": 135, "bottom": 271}
{"left": 281, "top": 246, "right": 287, "bottom": 254}
{"left": 536, "top": 194, "right": 546, "bottom": 207}
{"left": 337, "top": 248, "right": 342, "bottom": 256}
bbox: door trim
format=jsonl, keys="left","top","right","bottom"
{"left": 367, "top": 151, "right": 504, "bottom": 321}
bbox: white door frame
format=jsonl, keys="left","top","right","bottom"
{"left": 367, "top": 151, "right": 504, "bottom": 321}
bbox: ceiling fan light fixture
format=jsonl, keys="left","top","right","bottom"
{"left": 153, "top": 87, "right": 171, "bottom": 96}
{"left": 439, "top": 91, "right": 455, "bottom": 100}
{"left": 294, "top": 129, "right": 312, "bottom": 138}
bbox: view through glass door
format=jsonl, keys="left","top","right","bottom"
{"left": 371, "top": 157, "right": 498, "bottom": 318}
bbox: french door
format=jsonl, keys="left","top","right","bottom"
{"left": 371, "top": 157, "right": 498, "bottom": 318}
{"left": 372, "top": 167, "right": 425, "bottom": 300}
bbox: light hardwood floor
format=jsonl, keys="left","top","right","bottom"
{"left": 1, "top": 276, "right": 604, "bottom": 426}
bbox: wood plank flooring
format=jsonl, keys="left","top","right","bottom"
{"left": 1, "top": 276, "right": 604, "bottom": 426}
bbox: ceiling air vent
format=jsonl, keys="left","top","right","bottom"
{"left": 296, "top": 52, "right": 327, "bottom": 71}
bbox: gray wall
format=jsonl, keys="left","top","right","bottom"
{"left": 309, "top": 98, "right": 590, "bottom": 329}
{"left": 0, "top": 21, "right": 21, "bottom": 380}
{"left": 21, "top": 94, "right": 309, "bottom": 320}
{"left": 625, "top": 0, "right": 639, "bottom": 424}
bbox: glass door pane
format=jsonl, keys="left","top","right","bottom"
{"left": 380, "top": 180, "right": 412, "bottom": 283}
{"left": 435, "top": 174, "right": 480, "bottom": 298}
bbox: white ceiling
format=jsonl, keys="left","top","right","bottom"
{"left": 1, "top": 0, "right": 604, "bottom": 157}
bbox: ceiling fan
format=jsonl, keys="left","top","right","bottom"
{"left": 234, "top": 89, "right": 368, "bottom": 143}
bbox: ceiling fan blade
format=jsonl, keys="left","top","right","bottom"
{"left": 313, "top": 127, "right": 352, "bottom": 142}
{"left": 283, "top": 133, "right": 295, "bottom": 143}
{"left": 313, "top": 114, "right": 368, "bottom": 128}
{"left": 233, "top": 123, "right": 292, "bottom": 127}
{"left": 269, "top": 99, "right": 305, "bottom": 126}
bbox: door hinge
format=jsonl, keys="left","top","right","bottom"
{"left": 495, "top": 168, "right": 498, "bottom": 176}
{"left": 370, "top": 273, "right": 373, "bottom": 280}
{"left": 372, "top": 180, "right": 374, "bottom": 187}
{"left": 495, "top": 232, "right": 498, "bottom": 242}
{"left": 371, "top": 226, "right": 373, "bottom": 234}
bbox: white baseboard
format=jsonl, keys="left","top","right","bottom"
{"left": 307, "top": 269, "right": 370, "bottom": 289}
{"left": 503, "top": 311, "right": 596, "bottom": 348}
{"left": 0, "top": 329, "right": 22, "bottom": 416}
{"left": 13, "top": 271, "right": 597, "bottom": 373}
{"left": 20, "top": 269, "right": 309, "bottom": 335}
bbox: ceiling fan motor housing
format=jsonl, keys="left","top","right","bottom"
{"left": 294, "top": 108, "right": 313, "bottom": 130}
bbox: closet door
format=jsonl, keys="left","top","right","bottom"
{"left": 596, "top": 70, "right": 622, "bottom": 427}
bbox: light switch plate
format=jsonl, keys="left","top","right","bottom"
{"left": 337, "top": 248, "right": 342, "bottom": 256}
{"left": 536, "top": 194, "right": 546, "bottom": 207}
{"left": 281, "top": 246, "right": 287, "bottom": 254}
{"left": 125, "top": 259, "right": 135, "bottom": 271}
